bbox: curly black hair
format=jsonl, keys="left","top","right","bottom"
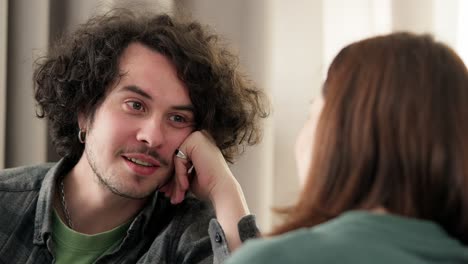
{"left": 34, "top": 9, "right": 269, "bottom": 162}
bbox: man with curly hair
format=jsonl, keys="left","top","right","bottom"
{"left": 0, "top": 10, "right": 268, "bottom": 264}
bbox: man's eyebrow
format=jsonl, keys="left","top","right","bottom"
{"left": 172, "top": 105, "right": 195, "bottom": 112}
{"left": 121, "top": 85, "right": 152, "bottom": 100}
{"left": 121, "top": 85, "right": 194, "bottom": 112}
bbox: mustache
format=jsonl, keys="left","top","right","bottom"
{"left": 118, "top": 146, "right": 170, "bottom": 166}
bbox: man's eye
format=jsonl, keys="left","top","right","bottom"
{"left": 126, "top": 101, "right": 144, "bottom": 111}
{"left": 169, "top": 115, "right": 186, "bottom": 123}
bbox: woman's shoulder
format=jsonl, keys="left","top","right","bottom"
{"left": 227, "top": 213, "right": 381, "bottom": 264}
{"left": 227, "top": 228, "right": 331, "bottom": 264}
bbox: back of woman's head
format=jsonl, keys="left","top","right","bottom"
{"left": 276, "top": 32, "right": 468, "bottom": 244}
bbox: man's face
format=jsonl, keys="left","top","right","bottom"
{"left": 81, "top": 42, "right": 194, "bottom": 199}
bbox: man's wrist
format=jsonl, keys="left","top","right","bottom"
{"left": 210, "top": 177, "right": 247, "bottom": 210}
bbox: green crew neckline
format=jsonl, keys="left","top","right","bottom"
{"left": 52, "top": 209, "right": 131, "bottom": 251}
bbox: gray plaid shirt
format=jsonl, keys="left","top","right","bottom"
{"left": 0, "top": 158, "right": 259, "bottom": 263}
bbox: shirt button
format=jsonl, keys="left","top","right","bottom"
{"left": 215, "top": 233, "right": 222, "bottom": 243}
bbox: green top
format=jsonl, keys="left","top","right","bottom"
{"left": 227, "top": 211, "right": 468, "bottom": 264}
{"left": 52, "top": 210, "right": 130, "bottom": 264}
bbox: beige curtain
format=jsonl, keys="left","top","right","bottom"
{"left": 0, "top": 0, "right": 7, "bottom": 169}
{"left": 5, "top": 0, "right": 49, "bottom": 168}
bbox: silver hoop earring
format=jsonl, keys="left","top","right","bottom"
{"left": 78, "top": 130, "right": 86, "bottom": 144}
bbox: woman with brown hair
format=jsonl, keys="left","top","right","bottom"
{"left": 227, "top": 32, "right": 468, "bottom": 263}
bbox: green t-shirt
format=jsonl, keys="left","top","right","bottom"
{"left": 52, "top": 210, "right": 130, "bottom": 264}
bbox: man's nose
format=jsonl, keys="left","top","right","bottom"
{"left": 136, "top": 119, "right": 165, "bottom": 148}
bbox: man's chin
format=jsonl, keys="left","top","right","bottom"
{"left": 106, "top": 184, "right": 155, "bottom": 200}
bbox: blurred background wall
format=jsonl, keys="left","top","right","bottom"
{"left": 1, "top": 0, "right": 467, "bottom": 231}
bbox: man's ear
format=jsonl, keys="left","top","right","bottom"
{"left": 77, "top": 112, "right": 88, "bottom": 131}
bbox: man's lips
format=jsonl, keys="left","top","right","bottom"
{"left": 121, "top": 153, "right": 161, "bottom": 167}
{"left": 121, "top": 153, "right": 163, "bottom": 176}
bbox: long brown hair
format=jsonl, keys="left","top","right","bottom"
{"left": 272, "top": 32, "right": 468, "bottom": 244}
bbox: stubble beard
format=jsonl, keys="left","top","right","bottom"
{"left": 86, "top": 147, "right": 154, "bottom": 200}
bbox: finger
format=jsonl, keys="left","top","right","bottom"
{"left": 172, "top": 163, "right": 189, "bottom": 204}
{"left": 174, "top": 148, "right": 191, "bottom": 190}
{"left": 159, "top": 181, "right": 174, "bottom": 197}
{"left": 172, "top": 150, "right": 192, "bottom": 204}
{"left": 176, "top": 163, "right": 190, "bottom": 190}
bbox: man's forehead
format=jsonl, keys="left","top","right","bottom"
{"left": 105, "top": 43, "right": 193, "bottom": 107}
